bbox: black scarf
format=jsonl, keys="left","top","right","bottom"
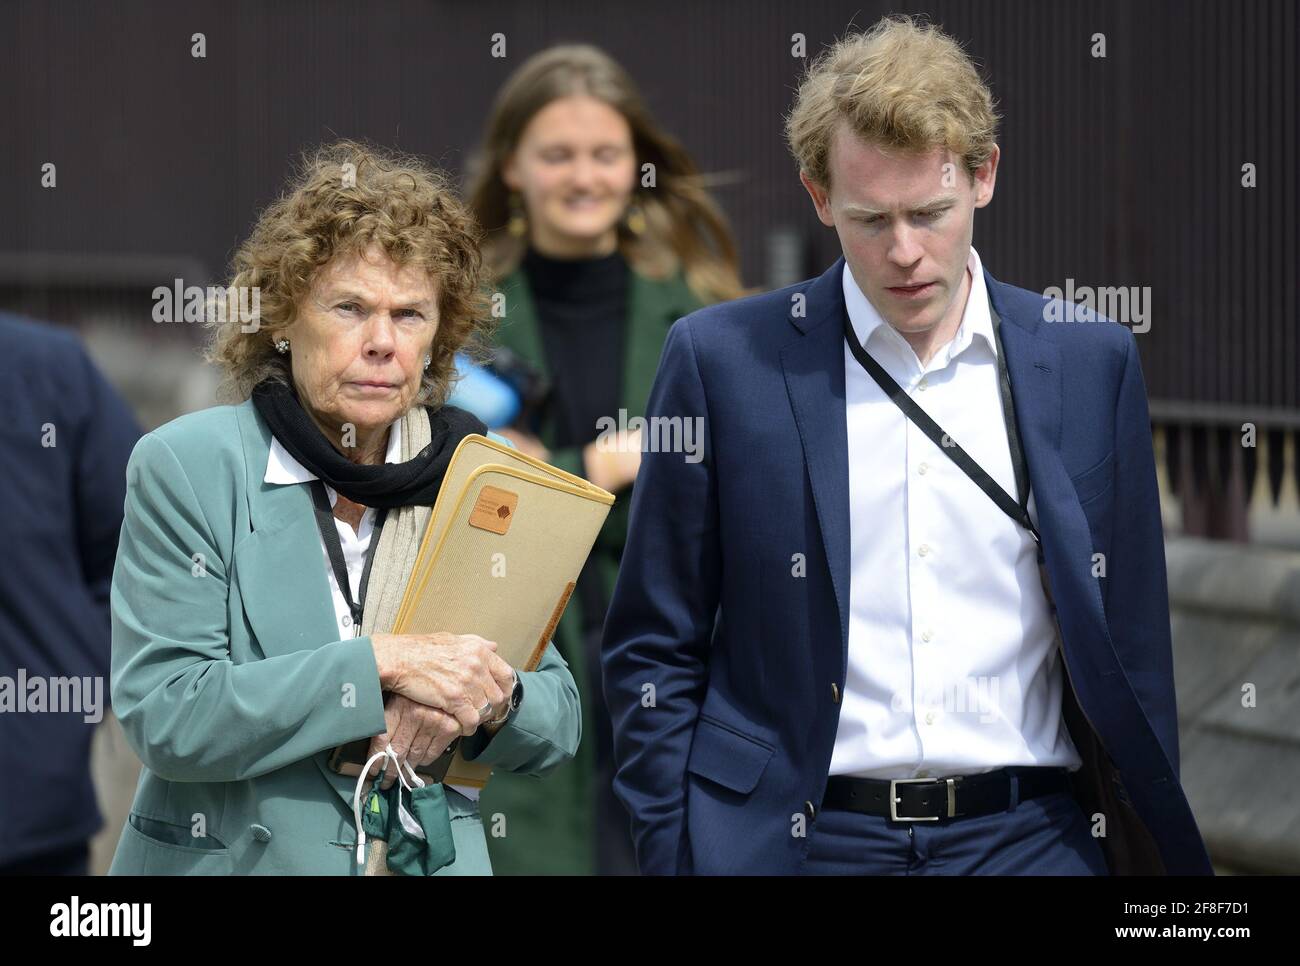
{"left": 251, "top": 378, "right": 487, "bottom": 509}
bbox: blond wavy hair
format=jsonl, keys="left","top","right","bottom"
{"left": 785, "top": 15, "right": 999, "bottom": 188}
{"left": 205, "top": 140, "right": 492, "bottom": 406}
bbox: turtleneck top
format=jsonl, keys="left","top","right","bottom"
{"left": 522, "top": 246, "right": 630, "bottom": 450}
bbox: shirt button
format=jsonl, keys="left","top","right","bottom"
{"left": 925, "top": 711, "right": 937, "bottom": 725}
{"left": 342, "top": 614, "right": 352, "bottom": 628}
{"left": 918, "top": 544, "right": 930, "bottom": 557}
{"left": 918, "top": 379, "right": 929, "bottom": 391}
{"left": 917, "top": 770, "right": 931, "bottom": 779}
{"left": 918, "top": 462, "right": 929, "bottom": 475}
{"left": 921, "top": 630, "right": 933, "bottom": 643}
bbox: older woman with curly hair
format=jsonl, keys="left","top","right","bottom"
{"left": 108, "top": 140, "right": 580, "bottom": 876}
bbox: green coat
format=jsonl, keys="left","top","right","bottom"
{"left": 478, "top": 265, "right": 703, "bottom": 875}
{"left": 107, "top": 399, "right": 580, "bottom": 875}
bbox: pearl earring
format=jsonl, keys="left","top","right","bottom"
{"left": 275, "top": 339, "right": 290, "bottom": 354}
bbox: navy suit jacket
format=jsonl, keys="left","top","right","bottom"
{"left": 601, "top": 258, "right": 1213, "bottom": 875}
{"left": 0, "top": 313, "right": 140, "bottom": 865}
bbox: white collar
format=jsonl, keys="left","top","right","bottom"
{"left": 265, "top": 415, "right": 405, "bottom": 490}
{"left": 842, "top": 246, "right": 995, "bottom": 369}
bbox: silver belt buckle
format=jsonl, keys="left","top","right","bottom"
{"left": 889, "top": 776, "right": 962, "bottom": 822}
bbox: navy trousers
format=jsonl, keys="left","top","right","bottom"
{"left": 803, "top": 770, "right": 1109, "bottom": 875}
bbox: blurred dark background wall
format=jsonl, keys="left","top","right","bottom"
{"left": 5, "top": 0, "right": 1298, "bottom": 541}
{"left": 3, "top": 1, "right": 1295, "bottom": 402}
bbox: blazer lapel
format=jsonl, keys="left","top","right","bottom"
{"left": 986, "top": 274, "right": 1117, "bottom": 677}
{"left": 620, "top": 271, "right": 695, "bottom": 417}
{"left": 781, "top": 258, "right": 852, "bottom": 668}
{"left": 235, "top": 400, "right": 387, "bottom": 811}
{"left": 494, "top": 270, "right": 546, "bottom": 376}
{"left": 497, "top": 266, "right": 693, "bottom": 412}
{"left": 233, "top": 401, "right": 343, "bottom": 658}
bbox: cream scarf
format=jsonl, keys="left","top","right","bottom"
{"left": 357, "top": 406, "right": 435, "bottom": 876}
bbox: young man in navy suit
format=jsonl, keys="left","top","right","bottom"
{"left": 601, "top": 15, "right": 1213, "bottom": 875}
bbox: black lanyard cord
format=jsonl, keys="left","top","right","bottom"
{"left": 309, "top": 480, "right": 390, "bottom": 634}
{"left": 842, "top": 302, "right": 1043, "bottom": 557}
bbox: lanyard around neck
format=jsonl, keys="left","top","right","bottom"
{"left": 842, "top": 299, "right": 1042, "bottom": 559}
{"left": 309, "top": 481, "right": 390, "bottom": 634}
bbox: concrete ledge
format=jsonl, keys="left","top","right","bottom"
{"left": 1166, "top": 536, "right": 1300, "bottom": 624}
{"left": 1168, "top": 535, "right": 1300, "bottom": 873}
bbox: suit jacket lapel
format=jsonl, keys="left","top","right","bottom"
{"left": 233, "top": 400, "right": 344, "bottom": 657}
{"left": 235, "top": 399, "right": 388, "bottom": 810}
{"left": 781, "top": 258, "right": 852, "bottom": 669}
{"left": 495, "top": 266, "right": 695, "bottom": 439}
{"left": 621, "top": 271, "right": 695, "bottom": 417}
{"left": 986, "top": 274, "right": 1116, "bottom": 672}
{"left": 495, "top": 270, "right": 546, "bottom": 377}
{"left": 497, "top": 266, "right": 693, "bottom": 402}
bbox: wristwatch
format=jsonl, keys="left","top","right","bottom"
{"left": 489, "top": 671, "right": 524, "bottom": 726}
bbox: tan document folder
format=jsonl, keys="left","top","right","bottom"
{"left": 391, "top": 434, "right": 614, "bottom": 789}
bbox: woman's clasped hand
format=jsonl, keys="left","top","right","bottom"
{"left": 366, "top": 632, "right": 516, "bottom": 786}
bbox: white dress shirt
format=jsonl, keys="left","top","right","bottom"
{"left": 832, "top": 246, "right": 1082, "bottom": 780}
{"left": 265, "top": 416, "right": 479, "bottom": 801}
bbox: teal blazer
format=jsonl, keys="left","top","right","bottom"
{"left": 107, "top": 399, "right": 581, "bottom": 875}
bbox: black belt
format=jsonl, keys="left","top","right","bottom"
{"left": 823, "top": 766, "right": 1072, "bottom": 822}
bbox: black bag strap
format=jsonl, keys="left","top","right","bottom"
{"left": 842, "top": 301, "right": 1043, "bottom": 557}
{"left": 309, "top": 481, "right": 390, "bottom": 634}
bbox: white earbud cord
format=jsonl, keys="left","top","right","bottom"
{"left": 351, "top": 746, "right": 428, "bottom": 865}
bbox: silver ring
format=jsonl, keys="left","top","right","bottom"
{"left": 476, "top": 701, "right": 493, "bottom": 719}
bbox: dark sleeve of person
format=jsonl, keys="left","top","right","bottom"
{"left": 69, "top": 342, "right": 141, "bottom": 646}
{"left": 600, "top": 317, "right": 719, "bottom": 875}
{"left": 1105, "top": 330, "right": 1180, "bottom": 781}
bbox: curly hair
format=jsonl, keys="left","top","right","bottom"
{"left": 785, "top": 15, "right": 1000, "bottom": 188}
{"left": 205, "top": 139, "right": 492, "bottom": 406}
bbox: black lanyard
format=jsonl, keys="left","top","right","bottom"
{"left": 842, "top": 300, "right": 1043, "bottom": 558}
{"left": 309, "top": 481, "right": 390, "bottom": 634}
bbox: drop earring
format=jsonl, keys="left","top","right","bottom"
{"left": 507, "top": 191, "right": 528, "bottom": 238}
{"left": 624, "top": 200, "right": 647, "bottom": 236}
{"left": 423, "top": 355, "right": 432, "bottom": 370}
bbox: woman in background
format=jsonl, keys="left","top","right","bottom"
{"left": 465, "top": 44, "right": 744, "bottom": 875}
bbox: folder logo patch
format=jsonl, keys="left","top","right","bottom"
{"left": 468, "top": 484, "right": 519, "bottom": 535}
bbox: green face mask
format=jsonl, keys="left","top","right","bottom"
{"left": 352, "top": 747, "right": 457, "bottom": 876}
